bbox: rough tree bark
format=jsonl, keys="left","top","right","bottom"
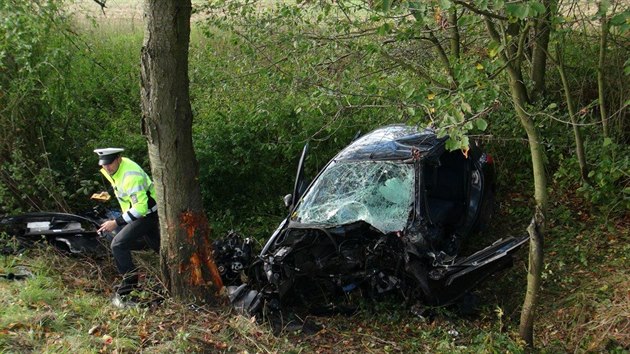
{"left": 140, "top": 0, "right": 224, "bottom": 304}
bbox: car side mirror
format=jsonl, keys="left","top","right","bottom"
{"left": 283, "top": 194, "right": 293, "bottom": 208}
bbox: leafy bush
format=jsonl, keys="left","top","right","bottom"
{"left": 0, "top": 0, "right": 144, "bottom": 213}
{"left": 556, "top": 138, "right": 630, "bottom": 215}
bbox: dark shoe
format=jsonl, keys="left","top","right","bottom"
{"left": 115, "top": 274, "right": 139, "bottom": 296}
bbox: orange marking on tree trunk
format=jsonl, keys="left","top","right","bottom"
{"left": 197, "top": 236, "right": 224, "bottom": 289}
{"left": 178, "top": 210, "right": 224, "bottom": 290}
{"left": 188, "top": 253, "right": 204, "bottom": 286}
{"left": 180, "top": 210, "right": 206, "bottom": 242}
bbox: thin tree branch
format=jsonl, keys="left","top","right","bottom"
{"left": 91, "top": 0, "right": 107, "bottom": 15}
{"left": 425, "top": 25, "right": 457, "bottom": 85}
{"left": 516, "top": 22, "right": 532, "bottom": 68}
{"left": 453, "top": 0, "right": 509, "bottom": 21}
{"left": 378, "top": 49, "right": 452, "bottom": 90}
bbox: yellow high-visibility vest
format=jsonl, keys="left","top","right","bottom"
{"left": 100, "top": 157, "right": 157, "bottom": 225}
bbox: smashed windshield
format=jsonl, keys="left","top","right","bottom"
{"left": 293, "top": 160, "right": 415, "bottom": 233}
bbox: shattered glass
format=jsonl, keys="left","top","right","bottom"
{"left": 293, "top": 161, "right": 414, "bottom": 233}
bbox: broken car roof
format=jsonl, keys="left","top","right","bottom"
{"left": 334, "top": 124, "right": 447, "bottom": 162}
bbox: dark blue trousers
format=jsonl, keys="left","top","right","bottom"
{"left": 110, "top": 212, "right": 160, "bottom": 275}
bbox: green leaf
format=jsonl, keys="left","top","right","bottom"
{"left": 603, "top": 137, "right": 613, "bottom": 147}
{"left": 445, "top": 137, "right": 459, "bottom": 150}
{"left": 596, "top": 0, "right": 610, "bottom": 16}
{"left": 461, "top": 136, "right": 470, "bottom": 149}
{"left": 439, "top": 0, "right": 452, "bottom": 10}
{"left": 476, "top": 118, "right": 488, "bottom": 131}
{"left": 609, "top": 11, "right": 628, "bottom": 26}
{"left": 476, "top": 0, "right": 489, "bottom": 11}
{"left": 375, "top": 0, "right": 392, "bottom": 12}
{"left": 408, "top": 1, "right": 425, "bottom": 21}
{"left": 377, "top": 22, "right": 393, "bottom": 35}
{"left": 487, "top": 41, "right": 503, "bottom": 58}
{"left": 530, "top": 1, "right": 546, "bottom": 16}
{"left": 506, "top": 3, "right": 529, "bottom": 19}
{"left": 454, "top": 109, "right": 465, "bottom": 122}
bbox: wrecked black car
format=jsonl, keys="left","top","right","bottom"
{"left": 220, "top": 124, "right": 527, "bottom": 315}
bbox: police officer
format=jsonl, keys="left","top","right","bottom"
{"left": 94, "top": 148, "right": 160, "bottom": 296}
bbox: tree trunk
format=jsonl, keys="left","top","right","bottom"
{"left": 507, "top": 73, "right": 547, "bottom": 347}
{"left": 597, "top": 7, "right": 610, "bottom": 139}
{"left": 141, "top": 0, "right": 224, "bottom": 305}
{"left": 557, "top": 42, "right": 589, "bottom": 182}
{"left": 530, "top": 0, "right": 553, "bottom": 101}
{"left": 487, "top": 12, "right": 548, "bottom": 342}
{"left": 520, "top": 207, "right": 545, "bottom": 346}
{"left": 449, "top": 8, "right": 460, "bottom": 59}
{"left": 484, "top": 17, "right": 547, "bottom": 344}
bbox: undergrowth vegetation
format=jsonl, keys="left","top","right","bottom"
{"left": 0, "top": 0, "right": 628, "bottom": 352}
{"left": 1, "top": 189, "right": 627, "bottom": 353}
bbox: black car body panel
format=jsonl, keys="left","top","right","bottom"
{"left": 0, "top": 210, "right": 112, "bottom": 255}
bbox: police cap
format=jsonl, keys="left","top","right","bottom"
{"left": 94, "top": 148, "right": 124, "bottom": 166}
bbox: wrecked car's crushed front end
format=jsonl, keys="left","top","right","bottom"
{"left": 261, "top": 221, "right": 411, "bottom": 312}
